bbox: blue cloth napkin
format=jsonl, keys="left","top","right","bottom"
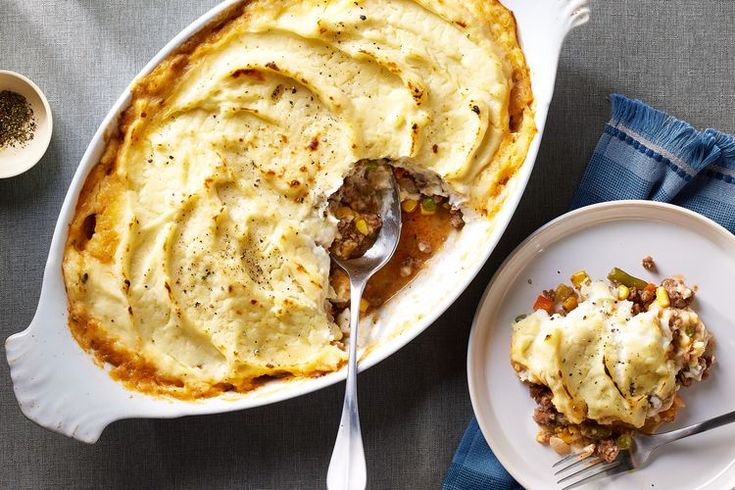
{"left": 442, "top": 94, "right": 735, "bottom": 490}
{"left": 572, "top": 94, "right": 735, "bottom": 228}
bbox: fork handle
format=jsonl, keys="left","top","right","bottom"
{"left": 654, "top": 409, "right": 735, "bottom": 446}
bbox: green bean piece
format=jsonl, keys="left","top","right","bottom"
{"left": 607, "top": 267, "right": 649, "bottom": 290}
{"left": 581, "top": 424, "right": 612, "bottom": 440}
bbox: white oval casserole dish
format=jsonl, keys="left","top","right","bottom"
{"left": 5, "top": 0, "right": 590, "bottom": 442}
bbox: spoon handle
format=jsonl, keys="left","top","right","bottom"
{"left": 327, "top": 279, "right": 367, "bottom": 490}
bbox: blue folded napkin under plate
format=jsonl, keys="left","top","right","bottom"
{"left": 443, "top": 94, "right": 735, "bottom": 490}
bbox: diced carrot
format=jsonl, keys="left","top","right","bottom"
{"left": 533, "top": 294, "right": 554, "bottom": 313}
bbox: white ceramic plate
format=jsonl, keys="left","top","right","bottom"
{"left": 6, "top": 0, "right": 589, "bottom": 443}
{"left": 468, "top": 201, "right": 735, "bottom": 490}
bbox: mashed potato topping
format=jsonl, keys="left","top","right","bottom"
{"left": 512, "top": 280, "right": 713, "bottom": 428}
{"left": 64, "top": 0, "right": 534, "bottom": 398}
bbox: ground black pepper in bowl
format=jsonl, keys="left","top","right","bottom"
{"left": 0, "top": 90, "right": 36, "bottom": 149}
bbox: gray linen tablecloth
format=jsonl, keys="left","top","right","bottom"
{"left": 1, "top": 1, "right": 733, "bottom": 488}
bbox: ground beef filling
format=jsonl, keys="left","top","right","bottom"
{"left": 530, "top": 380, "right": 691, "bottom": 463}
{"left": 641, "top": 255, "right": 656, "bottom": 271}
{"left": 328, "top": 162, "right": 389, "bottom": 260}
{"left": 529, "top": 384, "right": 627, "bottom": 463}
{"left": 661, "top": 277, "right": 695, "bottom": 309}
{"left": 328, "top": 162, "right": 464, "bottom": 313}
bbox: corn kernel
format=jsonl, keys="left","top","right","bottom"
{"left": 692, "top": 341, "right": 705, "bottom": 356}
{"left": 655, "top": 286, "right": 670, "bottom": 308}
{"left": 555, "top": 283, "right": 574, "bottom": 301}
{"left": 555, "top": 427, "right": 578, "bottom": 444}
{"left": 570, "top": 270, "right": 589, "bottom": 288}
{"left": 401, "top": 199, "right": 418, "bottom": 213}
{"left": 359, "top": 298, "right": 369, "bottom": 312}
{"left": 355, "top": 218, "right": 369, "bottom": 235}
{"left": 562, "top": 295, "right": 578, "bottom": 312}
{"left": 617, "top": 284, "right": 630, "bottom": 300}
{"left": 334, "top": 206, "right": 354, "bottom": 219}
{"left": 558, "top": 431, "right": 576, "bottom": 444}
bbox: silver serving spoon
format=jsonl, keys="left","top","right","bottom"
{"left": 326, "top": 172, "right": 402, "bottom": 490}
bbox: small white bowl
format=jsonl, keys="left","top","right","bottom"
{"left": 0, "top": 70, "right": 53, "bottom": 178}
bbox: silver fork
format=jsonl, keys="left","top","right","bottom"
{"left": 554, "top": 409, "right": 735, "bottom": 489}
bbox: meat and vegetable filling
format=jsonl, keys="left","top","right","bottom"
{"left": 328, "top": 162, "right": 464, "bottom": 314}
{"left": 512, "top": 262, "right": 715, "bottom": 462}
{"left": 328, "top": 162, "right": 391, "bottom": 260}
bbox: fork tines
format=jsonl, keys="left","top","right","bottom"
{"left": 554, "top": 450, "right": 630, "bottom": 490}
